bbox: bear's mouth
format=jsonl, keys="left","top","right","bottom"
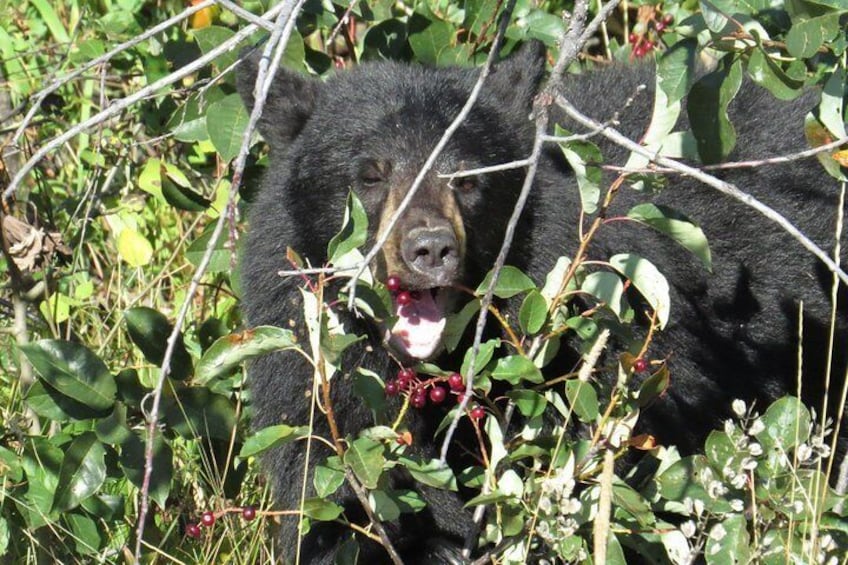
{"left": 388, "top": 288, "right": 453, "bottom": 360}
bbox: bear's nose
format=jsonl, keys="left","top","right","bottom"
{"left": 402, "top": 226, "right": 460, "bottom": 283}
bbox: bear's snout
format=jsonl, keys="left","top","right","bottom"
{"left": 402, "top": 225, "right": 460, "bottom": 285}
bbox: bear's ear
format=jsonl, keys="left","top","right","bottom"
{"left": 236, "top": 48, "right": 322, "bottom": 149}
{"left": 488, "top": 40, "right": 547, "bottom": 111}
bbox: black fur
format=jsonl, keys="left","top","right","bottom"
{"left": 237, "top": 42, "right": 846, "bottom": 563}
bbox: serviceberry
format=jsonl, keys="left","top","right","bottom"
{"left": 242, "top": 506, "right": 257, "bottom": 521}
{"left": 470, "top": 406, "right": 485, "bottom": 420}
{"left": 448, "top": 372, "right": 464, "bottom": 392}
{"left": 201, "top": 511, "right": 215, "bottom": 527}
{"left": 633, "top": 358, "right": 649, "bottom": 373}
{"left": 186, "top": 523, "right": 202, "bottom": 538}
{"left": 396, "top": 291, "right": 412, "bottom": 305}
{"left": 386, "top": 275, "right": 402, "bottom": 293}
{"left": 429, "top": 386, "right": 447, "bottom": 404}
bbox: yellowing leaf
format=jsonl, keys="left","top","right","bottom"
{"left": 117, "top": 229, "right": 153, "bottom": 267}
{"left": 832, "top": 149, "right": 848, "bottom": 167}
{"left": 190, "top": 1, "right": 218, "bottom": 29}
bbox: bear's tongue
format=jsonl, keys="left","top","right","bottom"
{"left": 390, "top": 290, "right": 446, "bottom": 360}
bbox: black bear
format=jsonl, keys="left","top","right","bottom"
{"left": 237, "top": 41, "right": 845, "bottom": 563}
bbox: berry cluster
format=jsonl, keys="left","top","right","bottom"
{"left": 629, "top": 12, "right": 673, "bottom": 58}
{"left": 386, "top": 274, "right": 413, "bottom": 306}
{"left": 185, "top": 506, "right": 257, "bottom": 539}
{"left": 385, "top": 368, "right": 486, "bottom": 419}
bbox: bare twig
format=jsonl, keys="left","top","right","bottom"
{"left": 603, "top": 135, "right": 848, "bottom": 175}
{"left": 555, "top": 94, "right": 848, "bottom": 288}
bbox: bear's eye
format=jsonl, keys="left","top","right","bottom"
{"left": 359, "top": 159, "right": 391, "bottom": 186}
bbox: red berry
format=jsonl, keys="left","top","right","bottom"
{"left": 399, "top": 368, "right": 416, "bottom": 381}
{"left": 201, "top": 511, "right": 215, "bottom": 527}
{"left": 411, "top": 392, "right": 427, "bottom": 408}
{"left": 629, "top": 32, "right": 638, "bottom": 44}
{"left": 386, "top": 275, "right": 402, "bottom": 293}
{"left": 186, "top": 522, "right": 201, "bottom": 538}
{"left": 396, "top": 291, "right": 412, "bottom": 305}
{"left": 663, "top": 14, "right": 673, "bottom": 25}
{"left": 448, "top": 372, "right": 464, "bottom": 392}
{"left": 655, "top": 21, "right": 666, "bottom": 32}
{"left": 470, "top": 406, "right": 485, "bottom": 420}
{"left": 633, "top": 358, "right": 649, "bottom": 373}
{"left": 242, "top": 506, "right": 257, "bottom": 521}
{"left": 385, "top": 380, "right": 399, "bottom": 396}
{"left": 429, "top": 386, "right": 447, "bottom": 404}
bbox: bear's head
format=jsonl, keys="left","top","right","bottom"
{"left": 237, "top": 43, "right": 547, "bottom": 360}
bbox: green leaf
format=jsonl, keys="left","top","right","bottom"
{"left": 785, "top": 13, "right": 841, "bottom": 59}
{"left": 65, "top": 512, "right": 101, "bottom": 556}
{"left": 117, "top": 228, "right": 153, "bottom": 267}
{"left": 327, "top": 191, "right": 368, "bottom": 265}
{"left": 491, "top": 355, "right": 544, "bottom": 385}
{"left": 706, "top": 515, "right": 750, "bottom": 565}
{"left": 556, "top": 126, "right": 603, "bottom": 214}
{"left": 705, "top": 430, "right": 736, "bottom": 471}
{"left": 518, "top": 290, "right": 547, "bottom": 334}
{"left": 344, "top": 437, "right": 385, "bottom": 489}
{"left": 369, "top": 490, "right": 401, "bottom": 521}
{"left": 314, "top": 456, "right": 345, "bottom": 499}
{"left": 161, "top": 174, "right": 210, "bottom": 212}
{"left": 21, "top": 340, "right": 116, "bottom": 411}
{"left": 756, "top": 396, "right": 811, "bottom": 451}
{"left": 95, "top": 403, "right": 133, "bottom": 446}
{"left": 657, "top": 39, "right": 697, "bottom": 103}
{"left": 408, "top": 20, "right": 455, "bottom": 65}
{"left": 119, "top": 432, "right": 172, "bottom": 509}
{"left": 196, "top": 326, "right": 297, "bottom": 384}
{"left": 239, "top": 424, "right": 309, "bottom": 459}
{"left": 565, "top": 380, "right": 599, "bottom": 423}
{"left": 820, "top": 68, "right": 847, "bottom": 139}
{"left": 353, "top": 368, "right": 387, "bottom": 415}
{"left": 207, "top": 94, "right": 249, "bottom": 161}
{"left": 52, "top": 433, "right": 106, "bottom": 512}
{"left": 460, "top": 338, "right": 499, "bottom": 377}
{"left": 464, "top": 490, "right": 510, "bottom": 507}
{"left": 747, "top": 46, "right": 805, "bottom": 101}
{"left": 124, "top": 307, "right": 193, "bottom": 381}
{"left": 302, "top": 498, "right": 344, "bottom": 521}
{"left": 627, "top": 203, "right": 712, "bottom": 271}
{"left": 194, "top": 25, "right": 238, "bottom": 70}
{"left": 163, "top": 387, "right": 238, "bottom": 440}
{"left": 444, "top": 299, "right": 481, "bottom": 352}
{"left": 186, "top": 224, "right": 234, "bottom": 273}
{"left": 398, "top": 456, "right": 458, "bottom": 490}
{"left": 608, "top": 253, "right": 671, "bottom": 329}
{"left": 476, "top": 265, "right": 536, "bottom": 298}
{"left": 505, "top": 390, "right": 548, "bottom": 418}
{"left": 688, "top": 58, "right": 743, "bottom": 164}
{"left": 581, "top": 271, "right": 625, "bottom": 319}
{"left": 637, "top": 365, "right": 670, "bottom": 407}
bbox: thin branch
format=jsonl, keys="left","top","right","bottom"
{"left": 555, "top": 93, "right": 848, "bottom": 288}
{"left": 603, "top": 135, "right": 848, "bottom": 175}
{"left": 3, "top": 1, "right": 289, "bottom": 203}
{"left": 132, "top": 1, "right": 300, "bottom": 559}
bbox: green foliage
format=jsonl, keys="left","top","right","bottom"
{"left": 1, "top": 0, "right": 847, "bottom": 563}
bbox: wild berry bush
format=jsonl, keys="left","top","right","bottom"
{"left": 1, "top": 0, "right": 847, "bottom": 563}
